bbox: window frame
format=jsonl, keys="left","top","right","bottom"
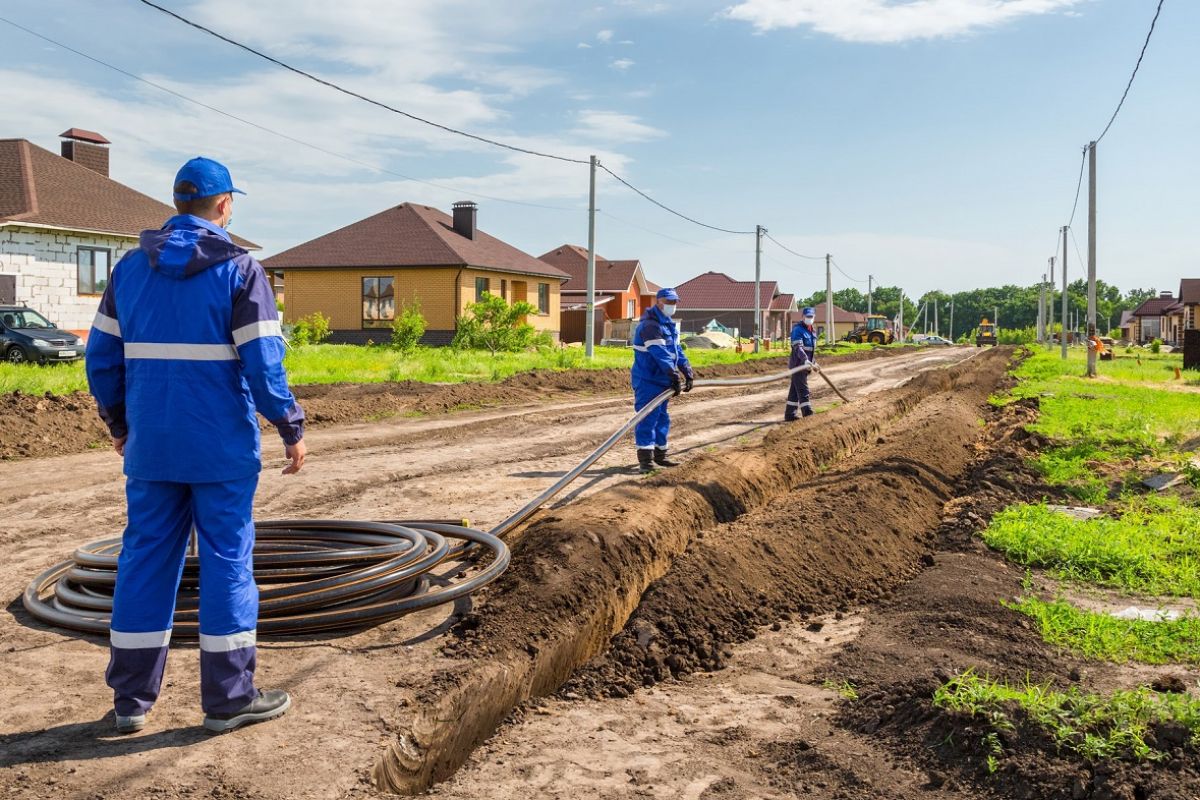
{"left": 538, "top": 283, "right": 550, "bottom": 315}
{"left": 474, "top": 276, "right": 490, "bottom": 302}
{"left": 361, "top": 276, "right": 396, "bottom": 329}
{"left": 76, "top": 246, "right": 113, "bottom": 296}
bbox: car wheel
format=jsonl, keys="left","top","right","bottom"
{"left": 6, "top": 346, "right": 29, "bottom": 364}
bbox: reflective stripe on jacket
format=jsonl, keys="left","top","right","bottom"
{"left": 631, "top": 306, "right": 692, "bottom": 387}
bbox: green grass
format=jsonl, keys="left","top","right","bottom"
{"left": 994, "top": 349, "right": 1198, "bottom": 501}
{"left": 933, "top": 670, "right": 1200, "bottom": 763}
{"left": 982, "top": 497, "right": 1200, "bottom": 598}
{"left": 0, "top": 343, "right": 792, "bottom": 395}
{"left": 1008, "top": 597, "right": 1200, "bottom": 665}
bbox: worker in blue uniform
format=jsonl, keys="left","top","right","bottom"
{"left": 631, "top": 287, "right": 694, "bottom": 473}
{"left": 785, "top": 306, "right": 819, "bottom": 421}
{"left": 86, "top": 157, "right": 305, "bottom": 735}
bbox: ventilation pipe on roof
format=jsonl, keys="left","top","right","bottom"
{"left": 452, "top": 201, "right": 477, "bottom": 240}
{"left": 1160, "top": 291, "right": 1174, "bottom": 299}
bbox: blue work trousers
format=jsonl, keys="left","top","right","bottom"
{"left": 785, "top": 372, "right": 813, "bottom": 420}
{"left": 106, "top": 476, "right": 260, "bottom": 716}
{"left": 633, "top": 380, "right": 672, "bottom": 449}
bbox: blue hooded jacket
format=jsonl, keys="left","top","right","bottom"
{"left": 86, "top": 215, "right": 304, "bottom": 484}
{"left": 790, "top": 320, "right": 818, "bottom": 358}
{"left": 631, "top": 305, "right": 692, "bottom": 388}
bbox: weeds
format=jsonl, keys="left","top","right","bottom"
{"left": 1006, "top": 597, "right": 1200, "bottom": 664}
{"left": 821, "top": 679, "right": 859, "bottom": 701}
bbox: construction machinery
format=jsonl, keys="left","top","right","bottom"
{"left": 976, "top": 318, "right": 998, "bottom": 347}
{"left": 843, "top": 314, "right": 894, "bottom": 345}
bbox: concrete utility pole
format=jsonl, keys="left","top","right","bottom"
{"left": 994, "top": 306, "right": 999, "bottom": 332}
{"left": 934, "top": 299, "right": 939, "bottom": 338}
{"left": 899, "top": 290, "right": 905, "bottom": 342}
{"left": 585, "top": 155, "right": 598, "bottom": 358}
{"left": 1061, "top": 226, "right": 1069, "bottom": 360}
{"left": 825, "top": 253, "right": 834, "bottom": 346}
{"left": 949, "top": 296, "right": 955, "bottom": 342}
{"left": 1086, "top": 141, "right": 1098, "bottom": 377}
{"left": 1038, "top": 273, "right": 1046, "bottom": 343}
{"left": 867, "top": 275, "right": 873, "bottom": 316}
{"left": 1046, "top": 268, "right": 1054, "bottom": 349}
{"left": 754, "top": 225, "right": 763, "bottom": 353}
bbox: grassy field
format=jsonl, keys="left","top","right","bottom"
{"left": 934, "top": 670, "right": 1200, "bottom": 765}
{"left": 0, "top": 340, "right": 848, "bottom": 395}
{"left": 1008, "top": 596, "right": 1200, "bottom": 665}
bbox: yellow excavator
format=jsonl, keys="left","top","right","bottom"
{"left": 976, "top": 318, "right": 998, "bottom": 347}
{"left": 843, "top": 314, "right": 895, "bottom": 345}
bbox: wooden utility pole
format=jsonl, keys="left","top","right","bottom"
{"left": 825, "top": 253, "right": 834, "bottom": 346}
{"left": 754, "top": 225, "right": 763, "bottom": 353}
{"left": 1061, "top": 226, "right": 1069, "bottom": 359}
{"left": 1086, "top": 141, "right": 1098, "bottom": 377}
{"left": 585, "top": 155, "right": 598, "bottom": 358}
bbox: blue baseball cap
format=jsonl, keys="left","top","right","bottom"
{"left": 173, "top": 157, "right": 245, "bottom": 201}
{"left": 802, "top": 306, "right": 816, "bottom": 316}
{"left": 656, "top": 287, "right": 679, "bottom": 302}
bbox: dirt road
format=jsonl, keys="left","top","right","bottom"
{"left": 0, "top": 346, "right": 976, "bottom": 800}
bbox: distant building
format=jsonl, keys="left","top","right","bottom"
{"left": 0, "top": 128, "right": 257, "bottom": 334}
{"left": 672, "top": 271, "right": 794, "bottom": 340}
{"left": 789, "top": 303, "right": 867, "bottom": 342}
{"left": 538, "top": 244, "right": 657, "bottom": 345}
{"left": 264, "top": 202, "right": 569, "bottom": 345}
{"left": 1129, "top": 291, "right": 1181, "bottom": 344}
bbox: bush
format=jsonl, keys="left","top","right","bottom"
{"left": 452, "top": 292, "right": 550, "bottom": 355}
{"left": 391, "top": 300, "right": 426, "bottom": 354}
{"left": 1150, "top": 338, "right": 1162, "bottom": 354}
{"left": 290, "top": 311, "right": 331, "bottom": 346}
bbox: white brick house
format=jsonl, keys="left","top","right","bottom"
{"left": 0, "top": 129, "right": 257, "bottom": 335}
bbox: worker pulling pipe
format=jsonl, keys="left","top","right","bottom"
{"left": 25, "top": 362, "right": 838, "bottom": 637}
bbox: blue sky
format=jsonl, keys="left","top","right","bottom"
{"left": 1, "top": 0, "right": 1194, "bottom": 301}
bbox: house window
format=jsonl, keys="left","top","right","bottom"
{"left": 500, "top": 279, "right": 508, "bottom": 300}
{"left": 475, "top": 277, "right": 489, "bottom": 301}
{"left": 362, "top": 277, "right": 395, "bottom": 328}
{"left": 538, "top": 283, "right": 549, "bottom": 314}
{"left": 77, "top": 247, "right": 112, "bottom": 295}
{"left": 627, "top": 299, "right": 635, "bottom": 318}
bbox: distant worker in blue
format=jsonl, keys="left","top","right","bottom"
{"left": 86, "top": 157, "right": 306, "bottom": 735}
{"left": 631, "top": 287, "right": 694, "bottom": 473}
{"left": 785, "top": 306, "right": 820, "bottom": 421}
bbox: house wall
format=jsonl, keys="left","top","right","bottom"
{"left": 0, "top": 226, "right": 138, "bottom": 334}
{"left": 282, "top": 266, "right": 560, "bottom": 345}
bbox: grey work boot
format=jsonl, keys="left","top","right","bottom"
{"left": 203, "top": 689, "right": 291, "bottom": 734}
{"left": 114, "top": 713, "right": 146, "bottom": 734}
{"left": 637, "top": 449, "right": 655, "bottom": 474}
{"left": 653, "top": 448, "right": 681, "bottom": 467}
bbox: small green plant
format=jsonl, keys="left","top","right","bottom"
{"left": 290, "top": 311, "right": 331, "bottom": 346}
{"left": 822, "top": 679, "right": 859, "bottom": 701}
{"left": 390, "top": 299, "right": 426, "bottom": 354}
{"left": 1150, "top": 338, "right": 1162, "bottom": 354}
{"left": 452, "top": 292, "right": 550, "bottom": 356}
{"left": 1007, "top": 596, "right": 1200, "bottom": 664}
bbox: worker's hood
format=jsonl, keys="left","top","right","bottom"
{"left": 139, "top": 214, "right": 245, "bottom": 279}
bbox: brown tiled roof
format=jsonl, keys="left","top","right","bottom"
{"left": 770, "top": 293, "right": 795, "bottom": 312}
{"left": 789, "top": 304, "right": 866, "bottom": 325}
{"left": 674, "top": 271, "right": 780, "bottom": 310}
{"left": 265, "top": 203, "right": 569, "bottom": 280}
{"left": 1131, "top": 294, "right": 1177, "bottom": 317}
{"left": 1179, "top": 279, "right": 1200, "bottom": 305}
{"left": 537, "top": 244, "right": 645, "bottom": 292}
{"left": 0, "top": 139, "right": 258, "bottom": 248}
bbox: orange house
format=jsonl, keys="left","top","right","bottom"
{"left": 538, "top": 244, "right": 658, "bottom": 344}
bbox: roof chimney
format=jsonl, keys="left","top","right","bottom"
{"left": 59, "top": 128, "right": 111, "bottom": 177}
{"left": 1160, "top": 291, "right": 1174, "bottom": 298}
{"left": 452, "top": 201, "right": 477, "bottom": 240}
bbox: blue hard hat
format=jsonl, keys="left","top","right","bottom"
{"left": 173, "top": 157, "right": 246, "bottom": 201}
{"left": 802, "top": 306, "right": 816, "bottom": 316}
{"left": 656, "top": 287, "right": 680, "bottom": 302}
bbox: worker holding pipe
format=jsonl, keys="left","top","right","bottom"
{"left": 785, "top": 306, "right": 819, "bottom": 421}
{"left": 85, "top": 157, "right": 304, "bottom": 735}
{"left": 631, "top": 287, "right": 694, "bottom": 473}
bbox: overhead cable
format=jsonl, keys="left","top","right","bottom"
{"left": 762, "top": 231, "right": 824, "bottom": 260}
{"left": 597, "top": 164, "right": 755, "bottom": 235}
{"left": 1066, "top": 147, "right": 1087, "bottom": 229}
{"left": 0, "top": 16, "right": 582, "bottom": 213}
{"left": 1095, "top": 0, "right": 1166, "bottom": 144}
{"left": 135, "top": 0, "right": 589, "bottom": 165}
{"left": 831, "top": 258, "right": 868, "bottom": 285}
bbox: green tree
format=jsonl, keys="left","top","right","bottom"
{"left": 452, "top": 292, "right": 550, "bottom": 356}
{"left": 390, "top": 299, "right": 426, "bottom": 354}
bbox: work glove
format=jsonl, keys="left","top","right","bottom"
{"left": 683, "top": 372, "right": 694, "bottom": 393}
{"left": 670, "top": 372, "right": 683, "bottom": 397}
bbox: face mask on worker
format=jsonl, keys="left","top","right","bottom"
{"left": 804, "top": 315, "right": 815, "bottom": 325}
{"left": 662, "top": 304, "right": 677, "bottom": 317}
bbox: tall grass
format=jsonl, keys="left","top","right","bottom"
{"left": 1008, "top": 597, "right": 1200, "bottom": 665}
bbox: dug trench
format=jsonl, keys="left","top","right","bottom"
{"left": 373, "top": 346, "right": 1013, "bottom": 793}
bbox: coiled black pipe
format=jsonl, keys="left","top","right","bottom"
{"left": 23, "top": 364, "right": 816, "bottom": 637}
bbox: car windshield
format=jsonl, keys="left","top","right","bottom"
{"left": 4, "top": 310, "right": 56, "bottom": 329}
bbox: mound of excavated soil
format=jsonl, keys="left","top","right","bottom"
{"left": 0, "top": 347, "right": 904, "bottom": 461}
{"left": 373, "top": 349, "right": 1013, "bottom": 793}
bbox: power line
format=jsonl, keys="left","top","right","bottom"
{"left": 596, "top": 164, "right": 754, "bottom": 235}
{"left": 135, "top": 0, "right": 589, "bottom": 165}
{"left": 0, "top": 15, "right": 582, "bottom": 213}
{"left": 830, "top": 258, "right": 868, "bottom": 285}
{"left": 1066, "top": 147, "right": 1087, "bottom": 228}
{"left": 762, "top": 231, "right": 824, "bottom": 260}
{"left": 1096, "top": 0, "right": 1166, "bottom": 144}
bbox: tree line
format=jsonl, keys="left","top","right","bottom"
{"left": 797, "top": 281, "right": 1160, "bottom": 339}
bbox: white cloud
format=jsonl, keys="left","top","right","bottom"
{"left": 577, "top": 42, "right": 593, "bottom": 48}
{"left": 610, "top": 58, "right": 636, "bottom": 71}
{"left": 596, "top": 28, "right": 616, "bottom": 42}
{"left": 724, "top": 0, "right": 1085, "bottom": 42}
{"left": 574, "top": 110, "right": 666, "bottom": 142}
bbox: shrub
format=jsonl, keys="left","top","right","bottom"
{"left": 1150, "top": 338, "right": 1162, "bottom": 354}
{"left": 391, "top": 300, "right": 426, "bottom": 354}
{"left": 290, "top": 311, "right": 331, "bottom": 346}
{"left": 452, "top": 292, "right": 550, "bottom": 356}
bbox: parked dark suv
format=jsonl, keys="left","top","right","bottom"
{"left": 0, "top": 306, "right": 85, "bottom": 364}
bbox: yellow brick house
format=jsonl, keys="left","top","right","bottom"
{"left": 263, "top": 201, "right": 569, "bottom": 345}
